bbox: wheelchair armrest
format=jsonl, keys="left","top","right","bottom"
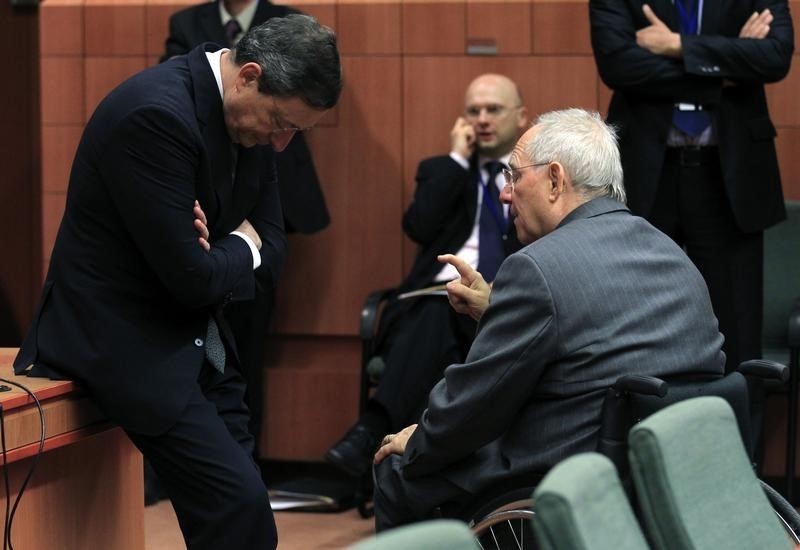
{"left": 359, "top": 287, "right": 396, "bottom": 340}
{"left": 612, "top": 375, "right": 668, "bottom": 397}
{"left": 738, "top": 359, "right": 790, "bottom": 383}
{"left": 788, "top": 297, "right": 800, "bottom": 349}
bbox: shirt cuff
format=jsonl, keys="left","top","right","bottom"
{"left": 449, "top": 152, "right": 470, "bottom": 170}
{"left": 230, "top": 231, "right": 262, "bottom": 270}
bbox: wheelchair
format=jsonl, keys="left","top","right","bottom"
{"left": 465, "top": 359, "right": 800, "bottom": 550}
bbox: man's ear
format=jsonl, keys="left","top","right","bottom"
{"left": 238, "top": 62, "right": 262, "bottom": 86}
{"left": 548, "top": 162, "right": 564, "bottom": 200}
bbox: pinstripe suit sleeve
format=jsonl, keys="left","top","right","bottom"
{"left": 401, "top": 251, "right": 558, "bottom": 478}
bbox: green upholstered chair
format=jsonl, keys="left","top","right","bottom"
{"left": 629, "top": 396, "right": 796, "bottom": 550}
{"left": 763, "top": 200, "right": 800, "bottom": 500}
{"left": 348, "top": 519, "right": 480, "bottom": 550}
{"left": 532, "top": 453, "right": 650, "bottom": 550}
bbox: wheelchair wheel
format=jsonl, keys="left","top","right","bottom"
{"left": 760, "top": 479, "right": 800, "bottom": 544}
{"left": 470, "top": 498, "right": 537, "bottom": 550}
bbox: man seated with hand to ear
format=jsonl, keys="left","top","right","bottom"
{"left": 371, "top": 108, "right": 727, "bottom": 531}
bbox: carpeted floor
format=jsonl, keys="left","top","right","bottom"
{"left": 145, "top": 500, "right": 376, "bottom": 549}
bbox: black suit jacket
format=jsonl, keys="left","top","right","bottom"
{"left": 401, "top": 154, "right": 521, "bottom": 292}
{"left": 162, "top": 0, "right": 329, "bottom": 234}
{"left": 590, "top": 0, "right": 794, "bottom": 233}
{"left": 14, "top": 45, "right": 287, "bottom": 436}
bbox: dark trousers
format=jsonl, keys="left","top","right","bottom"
{"left": 128, "top": 362, "right": 277, "bottom": 550}
{"left": 373, "top": 454, "right": 471, "bottom": 532}
{"left": 649, "top": 147, "right": 763, "bottom": 372}
{"left": 650, "top": 147, "right": 765, "bottom": 467}
{"left": 226, "top": 285, "right": 274, "bottom": 457}
{"left": 372, "top": 296, "right": 477, "bottom": 430}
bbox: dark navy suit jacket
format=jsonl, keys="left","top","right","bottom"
{"left": 14, "top": 44, "right": 287, "bottom": 435}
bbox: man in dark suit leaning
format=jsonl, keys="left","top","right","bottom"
{"left": 162, "top": 0, "right": 331, "bottom": 455}
{"left": 589, "top": 0, "right": 794, "bottom": 374}
{"left": 325, "top": 74, "right": 525, "bottom": 477}
{"left": 371, "top": 108, "right": 726, "bottom": 530}
{"left": 14, "top": 15, "right": 342, "bottom": 549}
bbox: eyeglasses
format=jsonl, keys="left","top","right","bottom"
{"left": 502, "top": 162, "right": 550, "bottom": 192}
{"left": 464, "top": 103, "right": 520, "bottom": 119}
{"left": 269, "top": 97, "right": 309, "bottom": 135}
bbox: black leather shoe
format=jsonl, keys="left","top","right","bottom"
{"left": 325, "top": 424, "right": 380, "bottom": 477}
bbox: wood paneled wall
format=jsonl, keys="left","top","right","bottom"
{"left": 36, "top": 0, "right": 800, "bottom": 460}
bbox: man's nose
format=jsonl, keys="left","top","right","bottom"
{"left": 500, "top": 184, "right": 513, "bottom": 204}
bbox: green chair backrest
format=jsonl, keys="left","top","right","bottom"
{"left": 763, "top": 200, "right": 800, "bottom": 360}
{"left": 348, "top": 519, "right": 479, "bottom": 550}
{"left": 628, "top": 396, "right": 793, "bottom": 550}
{"left": 532, "top": 452, "right": 650, "bottom": 550}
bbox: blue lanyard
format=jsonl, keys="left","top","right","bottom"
{"left": 675, "top": 0, "right": 702, "bottom": 35}
{"left": 479, "top": 172, "right": 507, "bottom": 233}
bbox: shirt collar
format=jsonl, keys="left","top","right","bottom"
{"left": 205, "top": 48, "right": 227, "bottom": 100}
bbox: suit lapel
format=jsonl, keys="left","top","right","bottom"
{"left": 647, "top": 0, "right": 679, "bottom": 30}
{"left": 188, "top": 44, "right": 235, "bottom": 236}
{"left": 699, "top": 0, "right": 720, "bottom": 35}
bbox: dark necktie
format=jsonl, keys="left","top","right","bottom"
{"left": 477, "top": 161, "right": 507, "bottom": 282}
{"left": 672, "top": 0, "right": 710, "bottom": 136}
{"left": 225, "top": 19, "right": 242, "bottom": 47}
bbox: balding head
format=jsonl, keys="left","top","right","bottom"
{"left": 463, "top": 73, "right": 528, "bottom": 158}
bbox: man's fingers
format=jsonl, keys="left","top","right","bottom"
{"left": 373, "top": 440, "right": 397, "bottom": 465}
{"left": 642, "top": 4, "right": 664, "bottom": 27}
{"left": 438, "top": 254, "right": 476, "bottom": 281}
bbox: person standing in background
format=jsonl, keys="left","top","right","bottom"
{"left": 590, "top": 0, "right": 793, "bottom": 373}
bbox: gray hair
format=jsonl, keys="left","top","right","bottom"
{"left": 233, "top": 14, "right": 343, "bottom": 110}
{"left": 526, "top": 108, "right": 626, "bottom": 204}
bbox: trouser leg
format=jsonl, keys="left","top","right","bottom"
{"left": 373, "top": 454, "right": 471, "bottom": 533}
{"left": 128, "top": 363, "right": 277, "bottom": 550}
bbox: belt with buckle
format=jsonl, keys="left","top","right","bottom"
{"left": 665, "top": 145, "right": 718, "bottom": 167}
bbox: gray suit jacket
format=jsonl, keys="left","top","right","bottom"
{"left": 401, "top": 197, "right": 726, "bottom": 493}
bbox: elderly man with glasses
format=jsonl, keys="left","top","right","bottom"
{"left": 325, "top": 73, "right": 527, "bottom": 479}
{"left": 371, "top": 108, "right": 726, "bottom": 531}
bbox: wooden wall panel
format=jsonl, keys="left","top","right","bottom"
{"left": 41, "top": 57, "right": 85, "bottom": 125}
{"left": 145, "top": 4, "right": 183, "bottom": 59}
{"left": 766, "top": 60, "right": 800, "bottom": 127}
{"left": 290, "top": 1, "right": 338, "bottom": 31}
{"left": 532, "top": 1, "right": 591, "bottom": 54}
{"left": 403, "top": 2, "right": 466, "bottom": 54}
{"left": 40, "top": 5, "right": 84, "bottom": 56}
{"left": 776, "top": 127, "right": 800, "bottom": 201}
{"left": 85, "top": 5, "right": 147, "bottom": 56}
{"left": 338, "top": 2, "right": 402, "bottom": 54}
{"left": 42, "top": 125, "right": 82, "bottom": 193}
{"left": 262, "top": 336, "right": 361, "bottom": 458}
{"left": 273, "top": 56, "right": 405, "bottom": 335}
{"left": 466, "top": 1, "right": 531, "bottom": 55}
{"left": 84, "top": 57, "right": 148, "bottom": 120}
